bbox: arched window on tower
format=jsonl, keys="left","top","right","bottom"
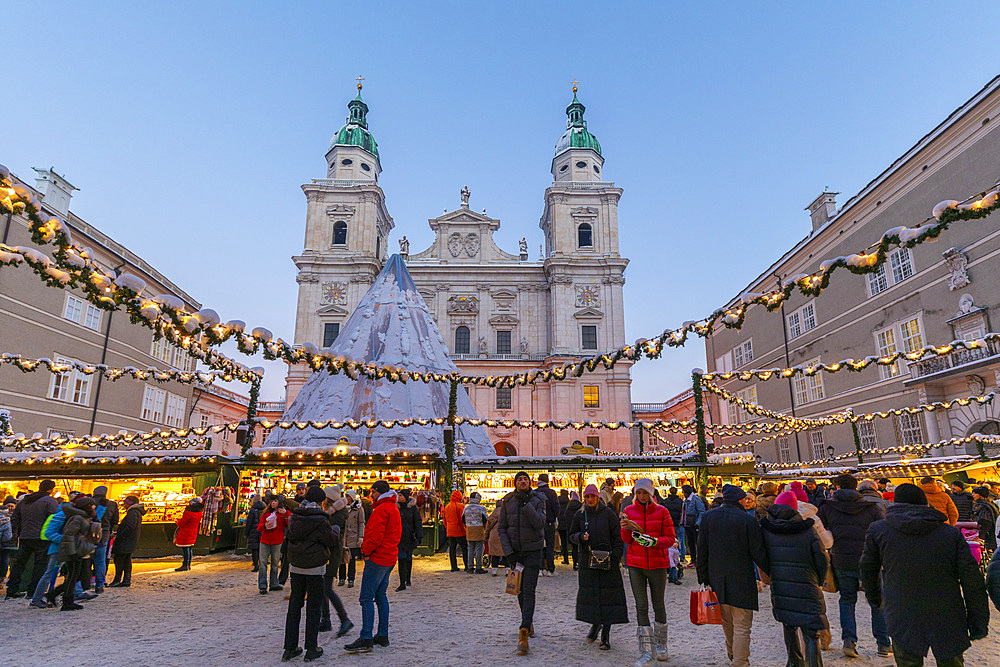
{"left": 333, "top": 221, "right": 347, "bottom": 246}
{"left": 578, "top": 223, "right": 593, "bottom": 248}
{"left": 455, "top": 326, "right": 470, "bottom": 354}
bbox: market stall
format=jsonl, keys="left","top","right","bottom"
{"left": 459, "top": 452, "right": 756, "bottom": 507}
{"left": 0, "top": 450, "right": 239, "bottom": 557}
{"left": 238, "top": 446, "right": 444, "bottom": 555}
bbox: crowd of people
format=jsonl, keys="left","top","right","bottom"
{"left": 6, "top": 471, "right": 1000, "bottom": 666}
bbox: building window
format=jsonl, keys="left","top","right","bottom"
{"left": 777, "top": 436, "right": 792, "bottom": 463}
{"left": 868, "top": 248, "right": 913, "bottom": 296}
{"left": 83, "top": 303, "right": 102, "bottom": 331}
{"left": 164, "top": 393, "right": 186, "bottom": 428}
{"left": 333, "top": 221, "right": 347, "bottom": 246}
{"left": 583, "top": 385, "right": 600, "bottom": 408}
{"left": 895, "top": 412, "right": 923, "bottom": 446}
{"left": 496, "top": 386, "right": 512, "bottom": 409}
{"left": 48, "top": 357, "right": 91, "bottom": 406}
{"left": 577, "top": 223, "right": 593, "bottom": 248}
{"left": 786, "top": 302, "right": 816, "bottom": 339}
{"left": 733, "top": 340, "right": 753, "bottom": 368}
{"left": 63, "top": 294, "right": 83, "bottom": 324}
{"left": 731, "top": 385, "right": 757, "bottom": 425}
{"left": 581, "top": 325, "right": 598, "bottom": 350}
{"left": 875, "top": 315, "right": 924, "bottom": 379}
{"left": 141, "top": 385, "right": 166, "bottom": 422}
{"left": 857, "top": 420, "right": 878, "bottom": 448}
{"left": 496, "top": 330, "right": 512, "bottom": 355}
{"left": 200, "top": 414, "right": 210, "bottom": 428}
{"left": 810, "top": 431, "right": 826, "bottom": 459}
{"left": 793, "top": 358, "right": 825, "bottom": 405}
{"left": 323, "top": 323, "right": 340, "bottom": 348}
{"left": 376, "top": 236, "right": 381, "bottom": 259}
{"left": 587, "top": 436, "right": 600, "bottom": 450}
{"left": 455, "top": 326, "right": 470, "bottom": 354}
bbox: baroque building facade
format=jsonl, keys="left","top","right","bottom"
{"left": 707, "top": 75, "right": 1000, "bottom": 464}
{"left": 287, "top": 85, "right": 632, "bottom": 455}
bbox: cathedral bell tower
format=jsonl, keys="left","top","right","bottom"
{"left": 287, "top": 79, "right": 394, "bottom": 405}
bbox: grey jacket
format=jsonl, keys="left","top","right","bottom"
{"left": 11, "top": 490, "right": 59, "bottom": 541}
{"left": 497, "top": 489, "right": 546, "bottom": 556}
{"left": 343, "top": 501, "right": 365, "bottom": 549}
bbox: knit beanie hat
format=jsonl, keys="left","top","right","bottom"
{"left": 73, "top": 495, "right": 96, "bottom": 511}
{"left": 633, "top": 478, "right": 655, "bottom": 495}
{"left": 774, "top": 490, "right": 798, "bottom": 511}
{"left": 583, "top": 484, "right": 600, "bottom": 497}
{"left": 93, "top": 485, "right": 109, "bottom": 497}
{"left": 973, "top": 486, "right": 991, "bottom": 498}
{"left": 952, "top": 480, "right": 966, "bottom": 490}
{"left": 39, "top": 479, "right": 56, "bottom": 493}
{"left": 305, "top": 486, "right": 327, "bottom": 503}
{"left": 789, "top": 481, "right": 809, "bottom": 503}
{"left": 323, "top": 487, "right": 341, "bottom": 502}
{"left": 307, "top": 478, "right": 322, "bottom": 488}
{"left": 893, "top": 483, "right": 927, "bottom": 505}
{"left": 514, "top": 471, "right": 530, "bottom": 483}
{"left": 400, "top": 488, "right": 412, "bottom": 500}
{"left": 722, "top": 484, "right": 747, "bottom": 503}
{"left": 371, "top": 480, "right": 390, "bottom": 494}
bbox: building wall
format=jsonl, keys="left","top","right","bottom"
{"left": 706, "top": 76, "right": 1000, "bottom": 463}
{"left": 632, "top": 389, "right": 697, "bottom": 452}
{"left": 0, "top": 171, "right": 201, "bottom": 441}
{"left": 189, "top": 385, "right": 284, "bottom": 455}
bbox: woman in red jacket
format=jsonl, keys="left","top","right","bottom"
{"left": 256, "top": 494, "right": 290, "bottom": 593}
{"left": 174, "top": 497, "right": 204, "bottom": 572}
{"left": 621, "top": 478, "right": 675, "bottom": 664}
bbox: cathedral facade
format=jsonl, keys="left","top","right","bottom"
{"left": 287, "top": 84, "right": 632, "bottom": 456}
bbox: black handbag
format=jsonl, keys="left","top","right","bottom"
{"left": 584, "top": 511, "right": 612, "bottom": 570}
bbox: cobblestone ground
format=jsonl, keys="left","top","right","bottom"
{"left": 2, "top": 553, "right": 998, "bottom": 666}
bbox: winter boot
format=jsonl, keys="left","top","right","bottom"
{"left": 304, "top": 647, "right": 323, "bottom": 662}
{"left": 528, "top": 623, "right": 535, "bottom": 638}
{"left": 653, "top": 622, "right": 669, "bottom": 661}
{"left": 516, "top": 628, "right": 530, "bottom": 656}
{"left": 343, "top": 638, "right": 373, "bottom": 654}
{"left": 281, "top": 647, "right": 302, "bottom": 662}
{"left": 635, "top": 626, "right": 655, "bottom": 666}
{"left": 587, "top": 624, "right": 600, "bottom": 643}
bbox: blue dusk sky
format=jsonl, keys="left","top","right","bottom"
{"left": 4, "top": 2, "right": 1000, "bottom": 403}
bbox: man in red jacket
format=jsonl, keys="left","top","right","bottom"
{"left": 344, "top": 480, "right": 401, "bottom": 654}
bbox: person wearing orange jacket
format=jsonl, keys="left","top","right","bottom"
{"left": 443, "top": 490, "right": 468, "bottom": 573}
{"left": 344, "top": 480, "right": 402, "bottom": 655}
{"left": 920, "top": 476, "right": 959, "bottom": 525}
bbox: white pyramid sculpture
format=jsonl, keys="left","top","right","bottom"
{"left": 264, "top": 254, "right": 494, "bottom": 456}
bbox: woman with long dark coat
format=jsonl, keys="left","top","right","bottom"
{"left": 760, "top": 492, "right": 828, "bottom": 667}
{"left": 569, "top": 484, "right": 628, "bottom": 651}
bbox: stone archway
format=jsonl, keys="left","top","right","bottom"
{"left": 966, "top": 420, "right": 1000, "bottom": 436}
{"left": 494, "top": 441, "right": 517, "bottom": 457}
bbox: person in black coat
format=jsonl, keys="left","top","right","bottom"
{"left": 556, "top": 489, "right": 571, "bottom": 565}
{"left": 319, "top": 489, "right": 352, "bottom": 637}
{"left": 109, "top": 497, "right": 145, "bottom": 587}
{"left": 972, "top": 486, "right": 998, "bottom": 551}
{"left": 564, "top": 492, "right": 583, "bottom": 570}
{"left": 949, "top": 481, "right": 975, "bottom": 523}
{"left": 860, "top": 483, "right": 989, "bottom": 666}
{"left": 568, "top": 486, "right": 627, "bottom": 650}
{"left": 696, "top": 485, "right": 768, "bottom": 667}
{"left": 536, "top": 474, "right": 559, "bottom": 575}
{"left": 816, "top": 474, "right": 888, "bottom": 657}
{"left": 761, "top": 493, "right": 827, "bottom": 667}
{"left": 283, "top": 486, "right": 338, "bottom": 662}
{"left": 986, "top": 547, "right": 1000, "bottom": 611}
{"left": 396, "top": 489, "right": 423, "bottom": 591}
{"left": 244, "top": 498, "right": 265, "bottom": 572}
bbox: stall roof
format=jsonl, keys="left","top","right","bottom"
{"left": 460, "top": 452, "right": 731, "bottom": 469}
{"left": 0, "top": 449, "right": 230, "bottom": 465}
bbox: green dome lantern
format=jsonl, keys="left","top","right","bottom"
{"left": 554, "top": 84, "right": 601, "bottom": 157}
{"left": 330, "top": 81, "right": 380, "bottom": 166}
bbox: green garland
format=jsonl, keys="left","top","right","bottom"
{"left": 0, "top": 409, "right": 11, "bottom": 437}
{"left": 0, "top": 353, "right": 227, "bottom": 385}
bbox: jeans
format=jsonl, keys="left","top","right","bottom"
{"left": 397, "top": 547, "right": 413, "bottom": 586}
{"left": 448, "top": 536, "right": 468, "bottom": 571}
{"left": 468, "top": 540, "right": 485, "bottom": 571}
{"left": 93, "top": 537, "right": 110, "bottom": 588}
{"left": 510, "top": 549, "right": 542, "bottom": 630}
{"left": 112, "top": 553, "right": 132, "bottom": 584}
{"left": 0, "top": 548, "right": 14, "bottom": 582}
{"left": 180, "top": 546, "right": 193, "bottom": 569}
{"left": 628, "top": 566, "right": 668, "bottom": 626}
{"left": 284, "top": 573, "right": 323, "bottom": 651}
{"left": 685, "top": 525, "right": 699, "bottom": 564}
{"left": 543, "top": 524, "right": 556, "bottom": 572}
{"left": 359, "top": 561, "right": 393, "bottom": 639}
{"left": 557, "top": 529, "right": 570, "bottom": 563}
{"left": 675, "top": 525, "right": 686, "bottom": 561}
{"left": 892, "top": 644, "right": 964, "bottom": 666}
{"left": 5, "top": 538, "right": 49, "bottom": 596}
{"left": 320, "top": 573, "right": 348, "bottom": 626}
{"left": 52, "top": 558, "right": 82, "bottom": 609}
{"left": 720, "top": 604, "right": 753, "bottom": 667}
{"left": 339, "top": 547, "right": 361, "bottom": 582}
{"left": 259, "top": 543, "right": 281, "bottom": 590}
{"left": 835, "top": 568, "right": 890, "bottom": 646}
{"left": 32, "top": 555, "right": 61, "bottom": 604}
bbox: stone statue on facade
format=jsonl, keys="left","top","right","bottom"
{"left": 399, "top": 236, "right": 409, "bottom": 254}
{"left": 943, "top": 247, "right": 970, "bottom": 290}
{"left": 520, "top": 336, "right": 529, "bottom": 354}
{"left": 519, "top": 237, "right": 528, "bottom": 254}
{"left": 478, "top": 335, "right": 487, "bottom": 354}
{"left": 460, "top": 185, "right": 471, "bottom": 208}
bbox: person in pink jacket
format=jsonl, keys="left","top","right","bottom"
{"left": 620, "top": 478, "right": 676, "bottom": 664}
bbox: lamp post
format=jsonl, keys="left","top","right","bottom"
{"left": 826, "top": 444, "right": 835, "bottom": 460}
{"left": 755, "top": 454, "right": 766, "bottom": 476}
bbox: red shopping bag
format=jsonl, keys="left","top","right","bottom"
{"left": 690, "top": 588, "right": 723, "bottom": 625}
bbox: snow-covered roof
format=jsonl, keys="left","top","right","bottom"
{"left": 263, "top": 255, "right": 493, "bottom": 456}
{"left": 0, "top": 449, "right": 225, "bottom": 465}
{"left": 245, "top": 445, "right": 438, "bottom": 458}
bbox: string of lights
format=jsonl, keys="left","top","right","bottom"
{"left": 0, "top": 353, "right": 228, "bottom": 385}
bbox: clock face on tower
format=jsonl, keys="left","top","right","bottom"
{"left": 322, "top": 281, "right": 347, "bottom": 305}
{"left": 576, "top": 285, "right": 600, "bottom": 307}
